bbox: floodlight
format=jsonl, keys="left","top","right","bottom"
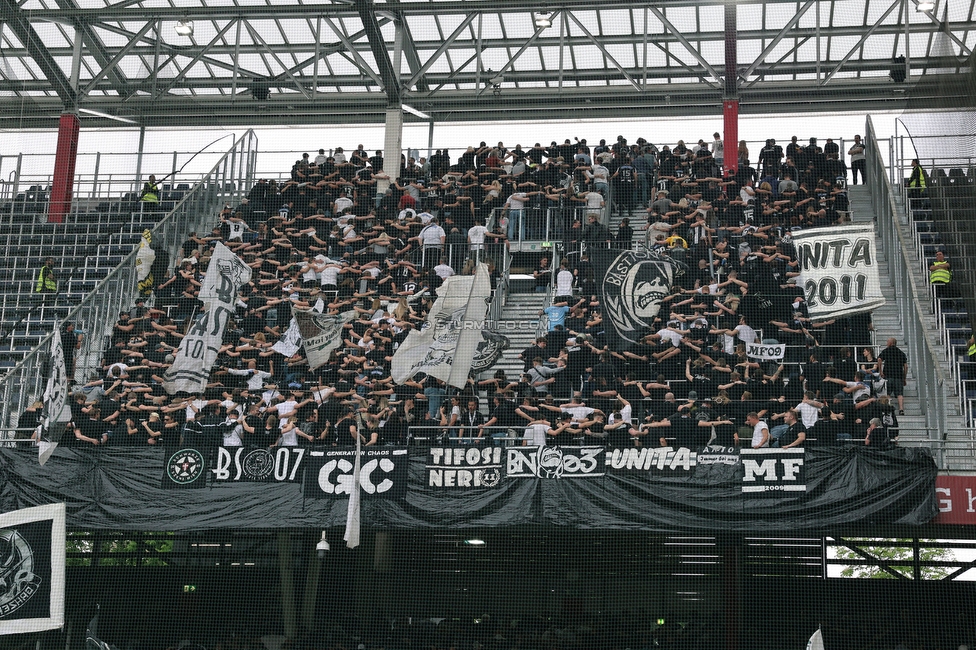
{"left": 175, "top": 19, "right": 194, "bottom": 36}
{"left": 534, "top": 12, "right": 552, "bottom": 29}
{"left": 915, "top": 1, "right": 935, "bottom": 10}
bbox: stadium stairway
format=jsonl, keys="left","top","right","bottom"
{"left": 486, "top": 292, "right": 549, "bottom": 384}
{"left": 848, "top": 185, "right": 969, "bottom": 465}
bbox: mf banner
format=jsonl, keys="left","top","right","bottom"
{"left": 793, "top": 224, "right": 885, "bottom": 320}
{"left": 0, "top": 446, "right": 937, "bottom": 531}
{"left": 0, "top": 504, "right": 65, "bottom": 635}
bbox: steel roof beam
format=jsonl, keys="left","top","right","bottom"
{"left": 565, "top": 10, "right": 642, "bottom": 92}
{"left": 355, "top": 0, "right": 400, "bottom": 104}
{"left": 404, "top": 13, "right": 476, "bottom": 90}
{"left": 321, "top": 16, "right": 385, "bottom": 89}
{"left": 0, "top": 0, "right": 76, "bottom": 106}
{"left": 648, "top": 6, "right": 723, "bottom": 83}
{"left": 822, "top": 0, "right": 901, "bottom": 85}
{"left": 79, "top": 20, "right": 155, "bottom": 96}
{"left": 739, "top": 0, "right": 817, "bottom": 80}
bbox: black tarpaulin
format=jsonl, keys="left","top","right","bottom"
{"left": 0, "top": 445, "right": 937, "bottom": 531}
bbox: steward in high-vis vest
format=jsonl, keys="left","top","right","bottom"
{"left": 928, "top": 250, "right": 952, "bottom": 298}
{"left": 35, "top": 256, "right": 57, "bottom": 293}
{"left": 140, "top": 174, "right": 160, "bottom": 203}
{"left": 907, "top": 159, "right": 929, "bottom": 198}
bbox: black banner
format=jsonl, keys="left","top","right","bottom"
{"left": 303, "top": 448, "right": 409, "bottom": 499}
{"left": 160, "top": 448, "right": 208, "bottom": 489}
{"left": 0, "top": 446, "right": 937, "bottom": 532}
{"left": 0, "top": 504, "right": 65, "bottom": 634}
{"left": 589, "top": 248, "right": 686, "bottom": 350}
{"left": 212, "top": 447, "right": 306, "bottom": 483}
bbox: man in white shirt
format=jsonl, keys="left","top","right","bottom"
{"left": 414, "top": 217, "right": 446, "bottom": 266}
{"left": 468, "top": 219, "right": 489, "bottom": 251}
{"left": 333, "top": 190, "right": 353, "bottom": 215}
{"left": 741, "top": 412, "right": 769, "bottom": 448}
{"left": 433, "top": 258, "right": 455, "bottom": 280}
{"left": 504, "top": 192, "right": 529, "bottom": 240}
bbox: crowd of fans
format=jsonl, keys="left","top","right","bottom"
{"left": 17, "top": 132, "right": 908, "bottom": 452}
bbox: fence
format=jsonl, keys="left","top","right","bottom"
{"left": 0, "top": 130, "right": 258, "bottom": 436}
{"left": 865, "top": 115, "right": 949, "bottom": 466}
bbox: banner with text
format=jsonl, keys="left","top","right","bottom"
{"left": 793, "top": 224, "right": 885, "bottom": 320}
{"left": 0, "top": 446, "right": 937, "bottom": 531}
{"left": 0, "top": 504, "right": 65, "bottom": 635}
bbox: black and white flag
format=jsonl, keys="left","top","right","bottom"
{"left": 294, "top": 309, "right": 353, "bottom": 370}
{"left": 163, "top": 243, "right": 252, "bottom": 394}
{"left": 391, "top": 263, "right": 491, "bottom": 388}
{"left": 590, "top": 249, "right": 685, "bottom": 349}
{"left": 0, "top": 503, "right": 65, "bottom": 634}
{"left": 38, "top": 328, "right": 71, "bottom": 466}
{"left": 793, "top": 225, "right": 884, "bottom": 320}
{"left": 470, "top": 331, "right": 510, "bottom": 375}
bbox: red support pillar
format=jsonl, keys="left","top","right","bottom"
{"left": 723, "top": 100, "right": 739, "bottom": 176}
{"left": 48, "top": 112, "right": 80, "bottom": 223}
{"left": 723, "top": 1, "right": 739, "bottom": 177}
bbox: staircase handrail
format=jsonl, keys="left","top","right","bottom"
{"left": 865, "top": 116, "right": 949, "bottom": 454}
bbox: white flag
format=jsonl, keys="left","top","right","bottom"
{"left": 271, "top": 317, "right": 303, "bottom": 357}
{"left": 163, "top": 244, "right": 251, "bottom": 395}
{"left": 135, "top": 229, "right": 155, "bottom": 282}
{"left": 448, "top": 264, "right": 491, "bottom": 388}
{"left": 390, "top": 264, "right": 492, "bottom": 388}
{"left": 295, "top": 309, "right": 352, "bottom": 370}
{"left": 344, "top": 428, "right": 362, "bottom": 549}
{"left": 806, "top": 627, "right": 825, "bottom": 650}
{"left": 793, "top": 225, "right": 884, "bottom": 320}
{"left": 38, "top": 328, "right": 71, "bottom": 466}
{"left": 0, "top": 503, "right": 66, "bottom": 634}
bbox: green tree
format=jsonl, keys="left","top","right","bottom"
{"left": 832, "top": 538, "right": 954, "bottom": 579}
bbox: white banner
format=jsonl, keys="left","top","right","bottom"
{"left": 38, "top": 328, "right": 71, "bottom": 466}
{"left": 746, "top": 342, "right": 785, "bottom": 361}
{"left": 0, "top": 503, "right": 65, "bottom": 634}
{"left": 272, "top": 317, "right": 303, "bottom": 357}
{"left": 295, "top": 309, "right": 352, "bottom": 370}
{"left": 134, "top": 230, "right": 155, "bottom": 282}
{"left": 793, "top": 225, "right": 884, "bottom": 320}
{"left": 391, "top": 264, "right": 491, "bottom": 388}
{"left": 163, "top": 244, "right": 252, "bottom": 395}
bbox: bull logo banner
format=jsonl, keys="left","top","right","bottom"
{"left": 0, "top": 504, "right": 65, "bottom": 634}
{"left": 793, "top": 225, "right": 884, "bottom": 320}
{"left": 590, "top": 249, "right": 685, "bottom": 349}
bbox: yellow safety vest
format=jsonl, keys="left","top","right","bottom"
{"left": 141, "top": 181, "right": 160, "bottom": 203}
{"left": 929, "top": 263, "right": 951, "bottom": 285}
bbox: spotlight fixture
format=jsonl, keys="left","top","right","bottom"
{"left": 174, "top": 18, "right": 194, "bottom": 36}
{"left": 464, "top": 538, "right": 486, "bottom": 546}
{"left": 915, "top": 0, "right": 935, "bottom": 10}
{"left": 534, "top": 12, "right": 552, "bottom": 29}
{"left": 316, "top": 531, "right": 330, "bottom": 558}
{"left": 401, "top": 103, "right": 431, "bottom": 120}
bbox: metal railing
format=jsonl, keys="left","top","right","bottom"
{"left": 0, "top": 130, "right": 258, "bottom": 435}
{"left": 865, "top": 116, "right": 949, "bottom": 464}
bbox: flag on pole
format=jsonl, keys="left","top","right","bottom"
{"left": 0, "top": 503, "right": 66, "bottom": 634}
{"left": 344, "top": 426, "right": 362, "bottom": 549}
{"left": 390, "top": 263, "right": 492, "bottom": 388}
{"left": 38, "top": 327, "right": 71, "bottom": 466}
{"left": 163, "top": 243, "right": 252, "bottom": 395}
{"left": 806, "top": 627, "right": 825, "bottom": 650}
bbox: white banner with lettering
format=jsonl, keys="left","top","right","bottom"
{"left": 163, "top": 244, "right": 252, "bottom": 394}
{"left": 746, "top": 342, "right": 785, "bottom": 361}
{"left": 793, "top": 224, "right": 884, "bottom": 320}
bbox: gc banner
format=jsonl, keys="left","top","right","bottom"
{"left": 0, "top": 503, "right": 65, "bottom": 634}
{"left": 304, "top": 448, "right": 409, "bottom": 499}
{"left": 793, "top": 225, "right": 885, "bottom": 320}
